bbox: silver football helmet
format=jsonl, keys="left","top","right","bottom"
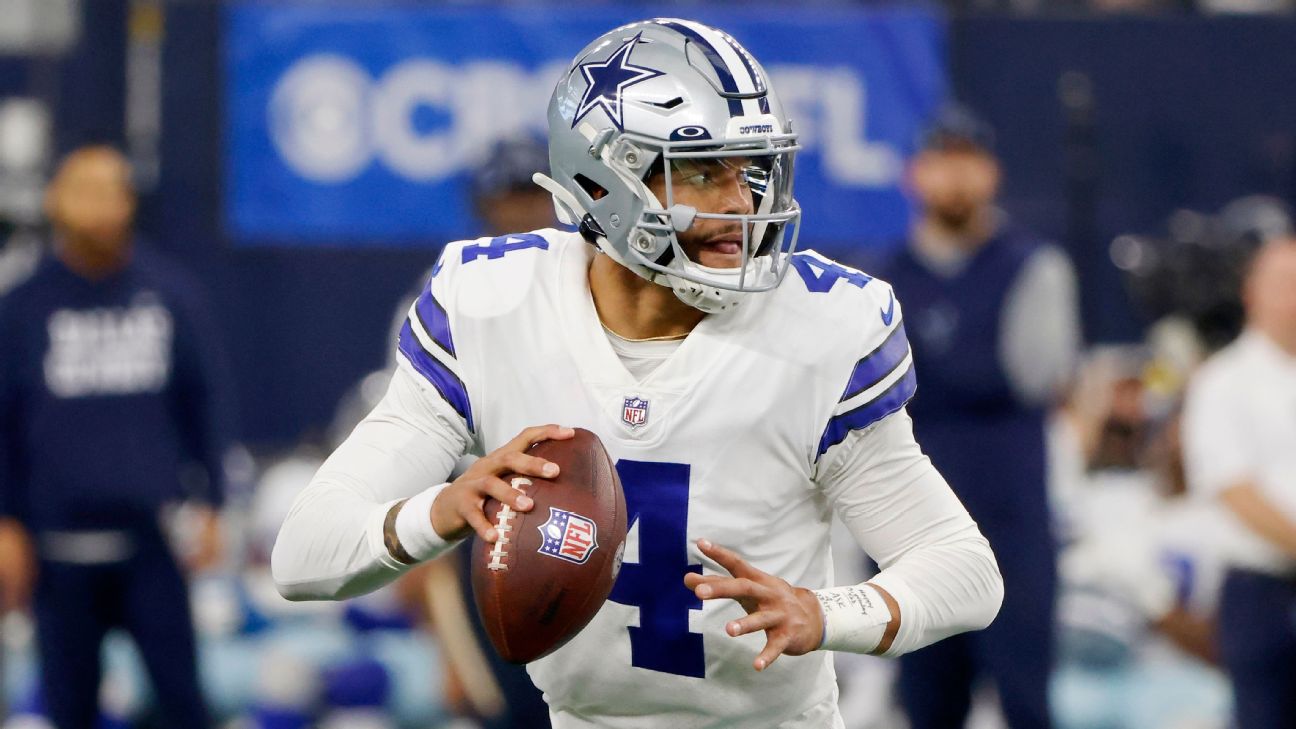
{"left": 534, "top": 18, "right": 802, "bottom": 313}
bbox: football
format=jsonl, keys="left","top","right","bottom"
{"left": 470, "top": 428, "right": 628, "bottom": 663}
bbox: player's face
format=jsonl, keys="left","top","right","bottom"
{"left": 1246, "top": 241, "right": 1296, "bottom": 344}
{"left": 910, "top": 146, "right": 1000, "bottom": 232}
{"left": 46, "top": 147, "right": 136, "bottom": 255}
{"left": 647, "top": 157, "right": 756, "bottom": 269}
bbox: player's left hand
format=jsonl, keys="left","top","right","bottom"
{"left": 685, "top": 538, "right": 823, "bottom": 671}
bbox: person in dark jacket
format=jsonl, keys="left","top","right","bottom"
{"left": 0, "top": 145, "right": 231, "bottom": 728}
{"left": 875, "top": 107, "right": 1081, "bottom": 729}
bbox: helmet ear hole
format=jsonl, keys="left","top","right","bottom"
{"left": 574, "top": 174, "right": 608, "bottom": 200}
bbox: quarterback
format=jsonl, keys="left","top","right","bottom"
{"left": 273, "top": 19, "right": 1003, "bottom": 728}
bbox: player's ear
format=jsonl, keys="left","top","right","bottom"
{"left": 574, "top": 173, "right": 609, "bottom": 201}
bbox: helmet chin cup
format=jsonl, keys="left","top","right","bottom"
{"left": 663, "top": 269, "right": 748, "bottom": 314}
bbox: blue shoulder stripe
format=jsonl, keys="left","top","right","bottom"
{"left": 818, "top": 364, "right": 917, "bottom": 457}
{"left": 413, "top": 288, "right": 455, "bottom": 358}
{"left": 840, "top": 322, "right": 910, "bottom": 403}
{"left": 398, "top": 319, "right": 474, "bottom": 431}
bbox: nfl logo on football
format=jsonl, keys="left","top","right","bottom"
{"left": 538, "top": 507, "right": 599, "bottom": 564}
{"left": 622, "top": 396, "right": 649, "bottom": 427}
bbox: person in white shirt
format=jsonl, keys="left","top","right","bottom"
{"left": 271, "top": 19, "right": 1003, "bottom": 728}
{"left": 1182, "top": 238, "right": 1296, "bottom": 729}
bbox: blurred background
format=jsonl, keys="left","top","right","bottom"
{"left": 2, "top": 0, "right": 1294, "bottom": 727}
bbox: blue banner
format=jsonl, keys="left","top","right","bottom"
{"left": 225, "top": 3, "right": 946, "bottom": 249}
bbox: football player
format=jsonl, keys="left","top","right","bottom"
{"left": 272, "top": 19, "right": 1003, "bottom": 728}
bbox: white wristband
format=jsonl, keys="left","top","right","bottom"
{"left": 813, "top": 583, "right": 893, "bottom": 654}
{"left": 394, "top": 482, "right": 458, "bottom": 562}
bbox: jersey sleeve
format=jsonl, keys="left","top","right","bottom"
{"left": 1182, "top": 357, "right": 1255, "bottom": 497}
{"left": 274, "top": 241, "right": 491, "bottom": 602}
{"left": 815, "top": 413, "right": 1002, "bottom": 656}
{"left": 815, "top": 284, "right": 917, "bottom": 468}
{"left": 395, "top": 245, "right": 477, "bottom": 437}
{"left": 271, "top": 363, "right": 471, "bottom": 600}
{"left": 999, "top": 245, "right": 1082, "bottom": 405}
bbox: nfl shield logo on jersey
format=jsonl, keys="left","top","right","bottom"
{"left": 537, "top": 508, "right": 599, "bottom": 564}
{"left": 622, "top": 396, "right": 650, "bottom": 427}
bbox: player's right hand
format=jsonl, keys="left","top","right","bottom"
{"left": 431, "top": 424, "right": 575, "bottom": 543}
{"left": 0, "top": 517, "right": 36, "bottom": 613}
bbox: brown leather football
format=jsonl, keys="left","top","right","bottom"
{"left": 470, "top": 428, "right": 628, "bottom": 664}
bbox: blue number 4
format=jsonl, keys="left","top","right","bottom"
{"left": 609, "top": 460, "right": 706, "bottom": 678}
{"left": 791, "top": 253, "right": 871, "bottom": 293}
{"left": 460, "top": 233, "right": 548, "bottom": 264}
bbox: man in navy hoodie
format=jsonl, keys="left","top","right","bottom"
{"left": 0, "top": 145, "right": 230, "bottom": 728}
{"left": 875, "top": 107, "right": 1081, "bottom": 729}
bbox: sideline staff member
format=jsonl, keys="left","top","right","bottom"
{"left": 1183, "top": 239, "right": 1296, "bottom": 729}
{"left": 877, "top": 106, "right": 1079, "bottom": 729}
{"left": 0, "top": 145, "right": 229, "bottom": 728}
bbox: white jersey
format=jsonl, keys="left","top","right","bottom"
{"left": 1182, "top": 329, "right": 1296, "bottom": 576}
{"left": 398, "top": 229, "right": 911, "bottom": 726}
{"left": 274, "top": 227, "right": 1001, "bottom": 729}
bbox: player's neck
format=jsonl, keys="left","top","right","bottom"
{"left": 588, "top": 253, "right": 705, "bottom": 340}
{"left": 55, "top": 234, "right": 133, "bottom": 281}
{"left": 1254, "top": 322, "right": 1296, "bottom": 359}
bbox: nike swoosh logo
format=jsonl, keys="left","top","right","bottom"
{"left": 880, "top": 290, "right": 896, "bottom": 326}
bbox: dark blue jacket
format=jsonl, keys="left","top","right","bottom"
{"left": 876, "top": 229, "right": 1051, "bottom": 543}
{"left": 0, "top": 247, "right": 232, "bottom": 531}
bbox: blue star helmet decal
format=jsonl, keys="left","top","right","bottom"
{"left": 572, "top": 33, "right": 664, "bottom": 131}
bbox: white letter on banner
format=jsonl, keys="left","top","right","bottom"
{"left": 768, "top": 66, "right": 821, "bottom": 149}
{"left": 457, "top": 61, "right": 546, "bottom": 166}
{"left": 271, "top": 57, "right": 582, "bottom": 184}
{"left": 768, "top": 65, "right": 901, "bottom": 189}
{"left": 269, "top": 54, "right": 373, "bottom": 183}
{"left": 819, "top": 67, "right": 901, "bottom": 187}
{"left": 373, "top": 59, "right": 461, "bottom": 181}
